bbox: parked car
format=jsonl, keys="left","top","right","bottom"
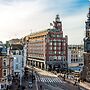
{"left": 28, "top": 81, "right": 32, "bottom": 88}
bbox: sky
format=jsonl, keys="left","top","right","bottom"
{"left": 0, "top": 0, "right": 89, "bottom": 44}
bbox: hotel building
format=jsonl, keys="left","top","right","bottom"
{"left": 26, "top": 15, "right": 68, "bottom": 70}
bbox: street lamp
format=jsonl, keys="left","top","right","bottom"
{"left": 67, "top": 61, "right": 68, "bottom": 78}
{"left": 31, "top": 61, "right": 33, "bottom": 83}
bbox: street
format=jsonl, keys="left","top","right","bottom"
{"left": 9, "top": 67, "right": 88, "bottom": 90}
{"left": 10, "top": 73, "right": 36, "bottom": 90}
{"left": 35, "top": 68, "right": 87, "bottom": 90}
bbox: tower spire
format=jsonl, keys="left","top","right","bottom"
{"left": 52, "top": 14, "right": 62, "bottom": 31}
{"left": 55, "top": 14, "right": 60, "bottom": 22}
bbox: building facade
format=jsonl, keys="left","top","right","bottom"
{"left": 26, "top": 15, "right": 68, "bottom": 71}
{"left": 82, "top": 8, "right": 90, "bottom": 82}
{"left": 68, "top": 45, "right": 84, "bottom": 71}
{"left": 0, "top": 41, "right": 13, "bottom": 89}
{"left": 10, "top": 44, "right": 24, "bottom": 84}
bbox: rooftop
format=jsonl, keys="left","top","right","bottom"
{"left": 11, "top": 44, "right": 23, "bottom": 50}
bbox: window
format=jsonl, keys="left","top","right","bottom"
{"left": 19, "top": 51, "right": 21, "bottom": 55}
{"left": 16, "top": 58, "right": 18, "bottom": 63}
{"left": 49, "top": 51, "right": 52, "bottom": 54}
{"left": 54, "top": 42, "right": 56, "bottom": 46}
{"left": 3, "top": 69, "right": 6, "bottom": 76}
{"left": 53, "top": 56, "right": 57, "bottom": 60}
{"left": 58, "top": 47, "right": 61, "bottom": 50}
{"left": 54, "top": 47, "right": 56, "bottom": 50}
{"left": 58, "top": 51, "right": 61, "bottom": 54}
{"left": 3, "top": 62, "right": 6, "bottom": 66}
{"left": 61, "top": 52, "right": 64, "bottom": 55}
{"left": 49, "top": 47, "right": 52, "bottom": 50}
{"left": 49, "top": 56, "right": 53, "bottom": 60}
{"left": 58, "top": 43, "right": 61, "bottom": 46}
{"left": 16, "top": 64, "right": 19, "bottom": 69}
{"left": 54, "top": 51, "right": 56, "bottom": 54}
{"left": 57, "top": 35, "right": 60, "bottom": 38}
{"left": 49, "top": 42, "right": 52, "bottom": 45}
{"left": 16, "top": 50, "right": 19, "bottom": 55}
{"left": 58, "top": 56, "right": 61, "bottom": 60}
{"left": 52, "top": 34, "right": 55, "bottom": 37}
{"left": 13, "top": 51, "right": 16, "bottom": 55}
{"left": 63, "top": 51, "right": 66, "bottom": 54}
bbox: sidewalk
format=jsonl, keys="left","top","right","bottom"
{"left": 79, "top": 82, "right": 90, "bottom": 90}
{"left": 56, "top": 73, "right": 90, "bottom": 90}
{"left": 64, "top": 77, "right": 90, "bottom": 90}
{"left": 34, "top": 67, "right": 57, "bottom": 77}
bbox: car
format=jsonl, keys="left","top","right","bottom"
{"left": 28, "top": 81, "right": 32, "bottom": 88}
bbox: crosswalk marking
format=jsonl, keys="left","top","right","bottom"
{"left": 36, "top": 75, "right": 66, "bottom": 83}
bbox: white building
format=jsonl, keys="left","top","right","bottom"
{"left": 68, "top": 45, "right": 84, "bottom": 71}
{"left": 10, "top": 44, "right": 24, "bottom": 85}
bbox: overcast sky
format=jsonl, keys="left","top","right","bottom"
{"left": 0, "top": 0, "right": 89, "bottom": 44}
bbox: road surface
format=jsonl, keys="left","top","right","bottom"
{"left": 34, "top": 68, "right": 87, "bottom": 90}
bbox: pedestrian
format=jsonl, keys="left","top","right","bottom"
{"left": 40, "top": 85, "right": 42, "bottom": 90}
{"left": 74, "top": 81, "right": 77, "bottom": 86}
{"left": 63, "top": 74, "right": 65, "bottom": 80}
{"left": 78, "top": 79, "right": 80, "bottom": 83}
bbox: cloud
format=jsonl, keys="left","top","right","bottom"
{"left": 62, "top": 6, "right": 88, "bottom": 44}
{"left": 0, "top": 0, "right": 36, "bottom": 3}
{"left": 0, "top": 0, "right": 89, "bottom": 44}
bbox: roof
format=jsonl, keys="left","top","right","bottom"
{"left": 9, "top": 38, "right": 21, "bottom": 45}
{"left": 11, "top": 44, "right": 23, "bottom": 50}
{"left": 23, "top": 29, "right": 49, "bottom": 41}
{"left": 0, "top": 45, "right": 7, "bottom": 56}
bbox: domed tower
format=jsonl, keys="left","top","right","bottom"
{"left": 84, "top": 8, "right": 90, "bottom": 52}
{"left": 82, "top": 7, "right": 90, "bottom": 82}
{"left": 53, "top": 14, "right": 62, "bottom": 31}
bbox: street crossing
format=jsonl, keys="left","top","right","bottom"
{"left": 35, "top": 69, "right": 86, "bottom": 90}
{"left": 36, "top": 75, "right": 69, "bottom": 90}
{"left": 36, "top": 75, "right": 85, "bottom": 90}
{"left": 36, "top": 75, "right": 65, "bottom": 83}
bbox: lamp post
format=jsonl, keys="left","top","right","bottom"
{"left": 67, "top": 61, "right": 68, "bottom": 78}
{"left": 31, "top": 61, "right": 33, "bottom": 83}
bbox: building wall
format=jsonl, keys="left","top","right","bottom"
{"left": 68, "top": 45, "right": 84, "bottom": 67}
{"left": 0, "top": 56, "right": 2, "bottom": 80}
{"left": 0, "top": 42, "right": 12, "bottom": 86}
{"left": 28, "top": 34, "right": 46, "bottom": 60}
{"left": 82, "top": 8, "right": 90, "bottom": 82}
{"left": 27, "top": 30, "right": 68, "bottom": 70}
{"left": 23, "top": 44, "right": 27, "bottom": 67}
{"left": 83, "top": 53, "right": 90, "bottom": 81}
{"left": 26, "top": 15, "right": 68, "bottom": 70}
{"left": 12, "top": 50, "right": 23, "bottom": 74}
{"left": 46, "top": 31, "right": 67, "bottom": 61}
{"left": 7, "top": 47, "right": 13, "bottom": 76}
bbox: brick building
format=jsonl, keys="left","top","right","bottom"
{"left": 26, "top": 15, "right": 68, "bottom": 71}
{"left": 0, "top": 41, "right": 13, "bottom": 89}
